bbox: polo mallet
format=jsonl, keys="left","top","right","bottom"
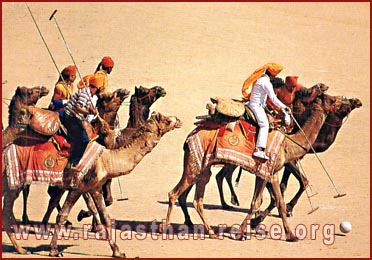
{"left": 49, "top": 10, "right": 88, "bottom": 91}
{"left": 291, "top": 113, "right": 346, "bottom": 198}
{"left": 295, "top": 160, "right": 319, "bottom": 214}
{"left": 116, "top": 177, "right": 128, "bottom": 201}
{"left": 25, "top": 3, "right": 66, "bottom": 85}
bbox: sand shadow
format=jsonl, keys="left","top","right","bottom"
{"left": 157, "top": 200, "right": 249, "bottom": 214}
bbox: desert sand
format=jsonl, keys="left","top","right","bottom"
{"left": 1, "top": 2, "right": 370, "bottom": 258}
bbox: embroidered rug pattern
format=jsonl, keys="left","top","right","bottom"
{"left": 187, "top": 120, "right": 284, "bottom": 181}
{"left": 4, "top": 141, "right": 104, "bottom": 190}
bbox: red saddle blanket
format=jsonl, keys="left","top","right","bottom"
{"left": 186, "top": 120, "right": 284, "bottom": 180}
{"left": 3, "top": 141, "right": 104, "bottom": 190}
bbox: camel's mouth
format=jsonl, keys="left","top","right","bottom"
{"left": 170, "top": 116, "right": 182, "bottom": 129}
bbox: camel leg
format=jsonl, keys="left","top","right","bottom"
{"left": 102, "top": 179, "right": 113, "bottom": 207}
{"left": 270, "top": 174, "right": 298, "bottom": 242}
{"left": 178, "top": 185, "right": 194, "bottom": 227}
{"left": 216, "top": 164, "right": 238, "bottom": 209}
{"left": 41, "top": 186, "right": 65, "bottom": 224}
{"left": 159, "top": 153, "right": 196, "bottom": 233}
{"left": 280, "top": 165, "right": 291, "bottom": 196}
{"left": 225, "top": 166, "right": 240, "bottom": 206}
{"left": 82, "top": 192, "right": 102, "bottom": 231}
{"left": 284, "top": 162, "right": 309, "bottom": 217}
{"left": 49, "top": 189, "right": 82, "bottom": 257}
{"left": 3, "top": 189, "right": 28, "bottom": 254}
{"left": 193, "top": 168, "right": 217, "bottom": 238}
{"left": 90, "top": 190, "right": 125, "bottom": 258}
{"left": 22, "top": 185, "right": 31, "bottom": 224}
{"left": 250, "top": 182, "right": 276, "bottom": 229}
{"left": 239, "top": 176, "right": 267, "bottom": 239}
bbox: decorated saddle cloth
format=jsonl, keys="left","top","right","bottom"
{"left": 186, "top": 120, "right": 284, "bottom": 181}
{"left": 3, "top": 140, "right": 103, "bottom": 190}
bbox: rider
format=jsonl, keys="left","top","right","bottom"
{"left": 48, "top": 65, "right": 76, "bottom": 115}
{"left": 62, "top": 74, "right": 104, "bottom": 168}
{"left": 77, "top": 56, "right": 114, "bottom": 93}
{"left": 242, "top": 63, "right": 291, "bottom": 161}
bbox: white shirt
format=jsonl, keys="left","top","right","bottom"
{"left": 248, "top": 74, "right": 286, "bottom": 109}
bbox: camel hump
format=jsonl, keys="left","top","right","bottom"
{"left": 27, "top": 106, "right": 61, "bottom": 136}
{"left": 210, "top": 97, "right": 245, "bottom": 117}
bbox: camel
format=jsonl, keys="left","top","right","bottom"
{"left": 41, "top": 85, "right": 166, "bottom": 225}
{"left": 2, "top": 111, "right": 182, "bottom": 257}
{"left": 2, "top": 86, "right": 49, "bottom": 225}
{"left": 214, "top": 81, "right": 329, "bottom": 209}
{"left": 98, "top": 85, "right": 166, "bottom": 207}
{"left": 159, "top": 95, "right": 333, "bottom": 242}
{"left": 2, "top": 85, "right": 49, "bottom": 148}
{"left": 37, "top": 88, "right": 131, "bottom": 225}
{"left": 216, "top": 82, "right": 362, "bottom": 218}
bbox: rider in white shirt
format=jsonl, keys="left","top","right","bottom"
{"left": 243, "top": 63, "right": 291, "bottom": 161}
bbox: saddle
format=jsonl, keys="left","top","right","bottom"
{"left": 195, "top": 97, "right": 281, "bottom": 131}
{"left": 26, "top": 106, "right": 61, "bottom": 136}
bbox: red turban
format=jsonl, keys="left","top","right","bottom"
{"left": 61, "top": 65, "right": 76, "bottom": 76}
{"left": 285, "top": 76, "right": 298, "bottom": 87}
{"left": 101, "top": 56, "right": 114, "bottom": 68}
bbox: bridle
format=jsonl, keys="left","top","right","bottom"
{"left": 137, "top": 90, "right": 157, "bottom": 103}
{"left": 323, "top": 96, "right": 351, "bottom": 128}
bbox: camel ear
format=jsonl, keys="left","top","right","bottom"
{"left": 151, "top": 111, "right": 159, "bottom": 121}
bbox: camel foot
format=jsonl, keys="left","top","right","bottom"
{"left": 112, "top": 252, "right": 126, "bottom": 258}
{"left": 286, "top": 233, "right": 299, "bottom": 242}
{"left": 286, "top": 204, "right": 294, "bottom": 218}
{"left": 184, "top": 219, "right": 194, "bottom": 229}
{"left": 104, "top": 196, "right": 113, "bottom": 207}
{"left": 158, "top": 223, "right": 164, "bottom": 233}
{"left": 208, "top": 230, "right": 218, "bottom": 239}
{"left": 250, "top": 217, "right": 262, "bottom": 229}
{"left": 49, "top": 250, "right": 63, "bottom": 257}
{"left": 22, "top": 215, "right": 31, "bottom": 225}
{"left": 15, "top": 246, "right": 29, "bottom": 255}
{"left": 77, "top": 210, "right": 90, "bottom": 222}
{"left": 230, "top": 196, "right": 240, "bottom": 206}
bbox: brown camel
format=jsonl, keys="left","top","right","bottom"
{"left": 216, "top": 81, "right": 362, "bottom": 218}
{"left": 159, "top": 98, "right": 331, "bottom": 242}
{"left": 99, "top": 85, "right": 166, "bottom": 207}
{"left": 256, "top": 94, "right": 362, "bottom": 222}
{"left": 41, "top": 85, "right": 166, "bottom": 225}
{"left": 38, "top": 88, "right": 131, "bottom": 225}
{"left": 2, "top": 111, "right": 182, "bottom": 257}
{"left": 214, "top": 81, "right": 329, "bottom": 209}
{"left": 2, "top": 86, "right": 49, "bottom": 224}
{"left": 2, "top": 85, "right": 49, "bottom": 148}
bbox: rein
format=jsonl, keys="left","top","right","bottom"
{"left": 324, "top": 115, "right": 348, "bottom": 128}
{"left": 137, "top": 91, "right": 156, "bottom": 103}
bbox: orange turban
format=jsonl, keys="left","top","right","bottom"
{"left": 89, "top": 74, "right": 105, "bottom": 89}
{"left": 242, "top": 62, "right": 283, "bottom": 99}
{"left": 61, "top": 65, "right": 76, "bottom": 76}
{"left": 101, "top": 56, "right": 114, "bottom": 68}
{"left": 266, "top": 63, "right": 283, "bottom": 77}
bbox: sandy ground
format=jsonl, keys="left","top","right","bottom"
{"left": 1, "top": 2, "right": 370, "bottom": 258}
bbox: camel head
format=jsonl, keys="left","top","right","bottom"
{"left": 148, "top": 111, "right": 182, "bottom": 136}
{"left": 327, "top": 96, "right": 362, "bottom": 119}
{"left": 15, "top": 86, "right": 49, "bottom": 106}
{"left": 97, "top": 88, "right": 130, "bottom": 128}
{"left": 134, "top": 85, "right": 167, "bottom": 105}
